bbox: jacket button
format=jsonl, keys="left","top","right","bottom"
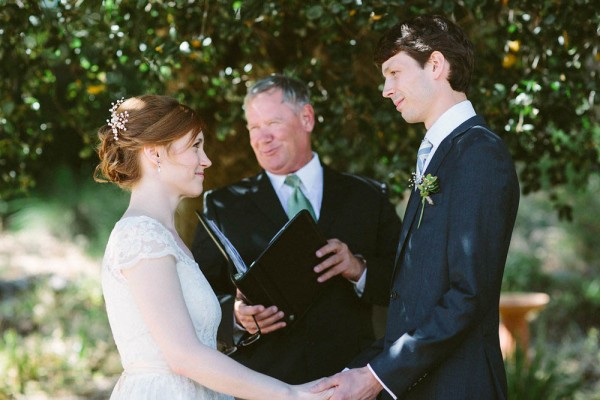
{"left": 390, "top": 291, "right": 398, "bottom": 300}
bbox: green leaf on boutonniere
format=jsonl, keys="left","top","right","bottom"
{"left": 416, "top": 173, "right": 440, "bottom": 229}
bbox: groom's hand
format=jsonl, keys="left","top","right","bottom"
{"left": 312, "top": 367, "right": 383, "bottom": 400}
{"left": 234, "top": 293, "right": 287, "bottom": 334}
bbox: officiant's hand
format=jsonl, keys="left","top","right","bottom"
{"left": 314, "top": 239, "right": 366, "bottom": 283}
{"left": 234, "top": 291, "right": 287, "bottom": 334}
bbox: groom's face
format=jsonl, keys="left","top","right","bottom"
{"left": 380, "top": 51, "right": 436, "bottom": 126}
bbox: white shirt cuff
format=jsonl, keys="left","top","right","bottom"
{"left": 367, "top": 364, "right": 397, "bottom": 400}
{"left": 352, "top": 268, "right": 367, "bottom": 297}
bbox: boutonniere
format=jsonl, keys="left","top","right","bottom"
{"left": 409, "top": 173, "right": 440, "bottom": 229}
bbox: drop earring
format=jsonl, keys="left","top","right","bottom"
{"left": 157, "top": 155, "right": 161, "bottom": 173}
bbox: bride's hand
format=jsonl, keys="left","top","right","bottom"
{"left": 291, "top": 378, "right": 335, "bottom": 399}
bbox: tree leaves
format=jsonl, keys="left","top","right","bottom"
{"left": 0, "top": 0, "right": 598, "bottom": 217}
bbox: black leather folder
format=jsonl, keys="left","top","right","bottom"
{"left": 196, "top": 209, "right": 330, "bottom": 324}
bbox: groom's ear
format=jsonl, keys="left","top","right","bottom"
{"left": 428, "top": 51, "right": 448, "bottom": 79}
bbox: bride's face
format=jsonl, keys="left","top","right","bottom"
{"left": 160, "top": 131, "right": 212, "bottom": 199}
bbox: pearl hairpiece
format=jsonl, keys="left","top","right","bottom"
{"left": 107, "top": 98, "right": 129, "bottom": 141}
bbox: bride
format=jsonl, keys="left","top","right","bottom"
{"left": 95, "top": 95, "right": 333, "bottom": 400}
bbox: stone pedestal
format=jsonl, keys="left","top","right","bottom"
{"left": 499, "top": 292, "right": 550, "bottom": 358}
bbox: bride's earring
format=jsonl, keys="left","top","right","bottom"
{"left": 157, "top": 155, "right": 161, "bottom": 173}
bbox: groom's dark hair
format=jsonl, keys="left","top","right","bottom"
{"left": 374, "top": 14, "right": 474, "bottom": 93}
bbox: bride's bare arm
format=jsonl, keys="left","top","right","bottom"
{"left": 122, "top": 255, "right": 332, "bottom": 400}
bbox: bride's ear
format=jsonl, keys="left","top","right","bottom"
{"left": 142, "top": 145, "right": 161, "bottom": 170}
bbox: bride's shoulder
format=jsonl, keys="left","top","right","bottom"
{"left": 103, "top": 216, "right": 177, "bottom": 274}
{"left": 106, "top": 216, "right": 172, "bottom": 255}
{"left": 114, "top": 215, "right": 165, "bottom": 233}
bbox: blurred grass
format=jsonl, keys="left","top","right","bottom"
{"left": 0, "top": 165, "right": 125, "bottom": 399}
{"left": 0, "top": 276, "right": 120, "bottom": 399}
{"left": 0, "top": 167, "right": 599, "bottom": 398}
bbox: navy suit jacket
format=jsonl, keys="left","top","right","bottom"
{"left": 365, "top": 116, "right": 519, "bottom": 399}
{"left": 191, "top": 164, "right": 402, "bottom": 384}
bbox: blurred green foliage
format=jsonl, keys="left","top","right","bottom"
{"left": 0, "top": 275, "right": 119, "bottom": 398}
{"left": 505, "top": 345, "right": 578, "bottom": 400}
{"left": 4, "top": 165, "right": 129, "bottom": 256}
{"left": 0, "top": 0, "right": 598, "bottom": 216}
{"left": 504, "top": 174, "right": 600, "bottom": 333}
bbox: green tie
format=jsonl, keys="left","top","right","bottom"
{"left": 284, "top": 174, "right": 317, "bottom": 221}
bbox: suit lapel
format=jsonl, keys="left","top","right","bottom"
{"left": 249, "top": 172, "right": 289, "bottom": 228}
{"left": 422, "top": 115, "right": 486, "bottom": 179}
{"left": 393, "top": 115, "right": 485, "bottom": 268}
{"left": 249, "top": 165, "right": 345, "bottom": 232}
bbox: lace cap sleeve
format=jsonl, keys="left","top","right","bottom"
{"left": 104, "top": 216, "right": 180, "bottom": 279}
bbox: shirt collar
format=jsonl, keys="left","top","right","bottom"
{"left": 425, "top": 100, "right": 476, "bottom": 147}
{"left": 266, "top": 152, "right": 322, "bottom": 192}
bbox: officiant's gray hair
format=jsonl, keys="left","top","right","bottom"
{"left": 244, "top": 74, "right": 311, "bottom": 113}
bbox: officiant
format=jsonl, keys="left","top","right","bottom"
{"left": 191, "top": 74, "right": 401, "bottom": 384}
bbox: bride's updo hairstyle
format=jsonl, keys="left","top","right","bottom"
{"left": 94, "top": 95, "right": 206, "bottom": 189}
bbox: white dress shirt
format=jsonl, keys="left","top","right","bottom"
{"left": 421, "top": 100, "right": 476, "bottom": 175}
{"left": 266, "top": 152, "right": 324, "bottom": 220}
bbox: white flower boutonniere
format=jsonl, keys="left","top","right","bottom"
{"left": 409, "top": 173, "right": 440, "bottom": 229}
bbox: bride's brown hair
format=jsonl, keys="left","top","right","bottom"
{"left": 94, "top": 95, "right": 206, "bottom": 189}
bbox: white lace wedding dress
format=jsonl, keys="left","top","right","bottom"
{"left": 102, "top": 216, "right": 233, "bottom": 400}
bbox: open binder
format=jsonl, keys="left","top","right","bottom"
{"left": 196, "top": 209, "right": 330, "bottom": 324}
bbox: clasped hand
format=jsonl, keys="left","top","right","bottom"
{"left": 310, "top": 367, "right": 383, "bottom": 400}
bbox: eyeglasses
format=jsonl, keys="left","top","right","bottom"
{"left": 223, "top": 315, "right": 261, "bottom": 356}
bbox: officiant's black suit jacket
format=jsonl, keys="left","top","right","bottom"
{"left": 191, "top": 164, "right": 402, "bottom": 384}
{"left": 361, "top": 116, "right": 519, "bottom": 399}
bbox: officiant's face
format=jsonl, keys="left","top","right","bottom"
{"left": 246, "top": 89, "right": 314, "bottom": 175}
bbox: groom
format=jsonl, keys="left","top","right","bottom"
{"left": 315, "top": 14, "right": 520, "bottom": 399}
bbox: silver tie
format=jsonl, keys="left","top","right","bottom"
{"left": 416, "top": 138, "right": 433, "bottom": 181}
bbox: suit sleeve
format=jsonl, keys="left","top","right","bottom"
{"left": 370, "top": 134, "right": 519, "bottom": 395}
